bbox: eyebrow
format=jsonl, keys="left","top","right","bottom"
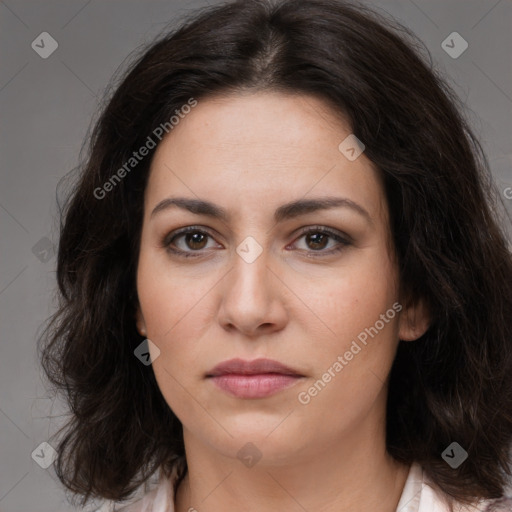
{"left": 150, "top": 196, "right": 372, "bottom": 224}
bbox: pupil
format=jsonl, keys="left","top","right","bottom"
{"left": 308, "top": 233, "right": 327, "bottom": 250}
{"left": 187, "top": 232, "right": 206, "bottom": 249}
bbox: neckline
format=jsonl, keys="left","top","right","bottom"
{"left": 168, "top": 459, "right": 423, "bottom": 512}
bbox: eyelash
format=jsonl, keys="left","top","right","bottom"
{"left": 161, "top": 225, "right": 352, "bottom": 259}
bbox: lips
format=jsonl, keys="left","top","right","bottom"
{"left": 206, "top": 358, "right": 304, "bottom": 399}
{"left": 206, "top": 357, "right": 302, "bottom": 377}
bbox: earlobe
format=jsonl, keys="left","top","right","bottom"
{"left": 398, "top": 297, "right": 431, "bottom": 342}
{"left": 135, "top": 306, "right": 147, "bottom": 337}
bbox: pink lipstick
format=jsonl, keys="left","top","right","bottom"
{"left": 206, "top": 358, "right": 304, "bottom": 399}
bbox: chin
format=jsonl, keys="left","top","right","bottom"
{"left": 206, "top": 423, "right": 309, "bottom": 466}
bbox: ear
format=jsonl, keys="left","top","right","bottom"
{"left": 135, "top": 305, "right": 147, "bottom": 337}
{"left": 398, "top": 296, "right": 431, "bottom": 342}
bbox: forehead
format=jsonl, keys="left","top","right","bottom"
{"left": 145, "top": 91, "right": 386, "bottom": 223}
{"left": 152, "top": 91, "right": 353, "bottom": 169}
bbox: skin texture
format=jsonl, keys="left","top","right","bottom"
{"left": 135, "top": 91, "right": 430, "bottom": 512}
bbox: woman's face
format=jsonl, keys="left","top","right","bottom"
{"left": 136, "top": 91, "right": 426, "bottom": 465}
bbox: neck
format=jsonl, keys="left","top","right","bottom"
{"left": 174, "top": 428, "right": 410, "bottom": 512}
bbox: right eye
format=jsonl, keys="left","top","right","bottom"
{"left": 161, "top": 226, "right": 221, "bottom": 258}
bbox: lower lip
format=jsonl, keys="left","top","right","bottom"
{"left": 209, "top": 373, "right": 302, "bottom": 398}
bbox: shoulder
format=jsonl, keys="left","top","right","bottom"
{"left": 480, "top": 497, "right": 512, "bottom": 511}
{"left": 94, "top": 457, "right": 186, "bottom": 512}
{"left": 95, "top": 479, "right": 168, "bottom": 512}
{"left": 399, "top": 462, "right": 512, "bottom": 512}
{"left": 418, "top": 465, "right": 512, "bottom": 512}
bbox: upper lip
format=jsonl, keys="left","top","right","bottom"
{"left": 206, "top": 358, "right": 303, "bottom": 377}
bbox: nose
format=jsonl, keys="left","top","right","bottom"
{"left": 217, "top": 245, "right": 289, "bottom": 337}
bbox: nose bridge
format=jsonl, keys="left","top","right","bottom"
{"left": 218, "top": 233, "right": 282, "bottom": 332}
{"left": 231, "top": 233, "right": 272, "bottom": 300}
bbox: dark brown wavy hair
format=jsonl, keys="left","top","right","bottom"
{"left": 38, "top": 0, "right": 512, "bottom": 509}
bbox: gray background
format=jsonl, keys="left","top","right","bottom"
{"left": 1, "top": 0, "right": 511, "bottom": 511}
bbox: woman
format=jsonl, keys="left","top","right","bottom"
{"left": 38, "top": 0, "right": 512, "bottom": 511}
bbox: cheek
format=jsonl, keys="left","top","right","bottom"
{"left": 302, "top": 252, "right": 398, "bottom": 354}
{"left": 136, "top": 244, "right": 212, "bottom": 340}
{"left": 135, "top": 247, "right": 224, "bottom": 389}
{"left": 136, "top": 254, "right": 208, "bottom": 420}
{"left": 294, "top": 250, "right": 400, "bottom": 408}
{"left": 294, "top": 295, "right": 400, "bottom": 440}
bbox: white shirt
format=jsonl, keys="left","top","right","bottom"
{"left": 96, "top": 458, "right": 512, "bottom": 512}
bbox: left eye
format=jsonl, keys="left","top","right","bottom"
{"left": 290, "top": 227, "right": 351, "bottom": 255}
